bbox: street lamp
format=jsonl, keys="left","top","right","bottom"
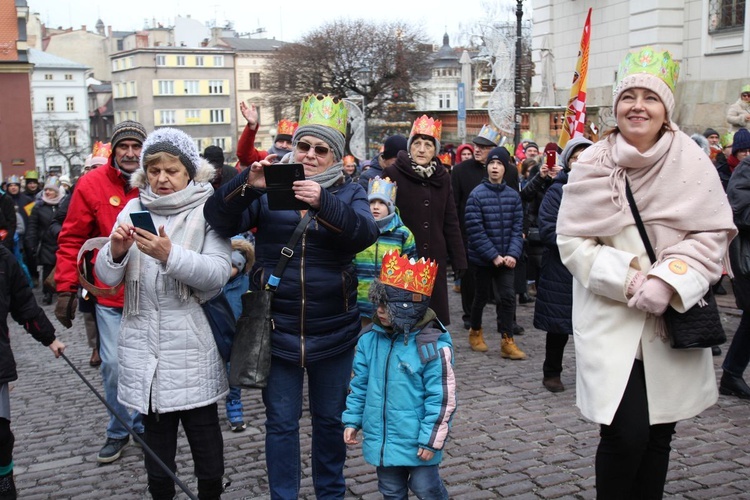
{"left": 514, "top": 0, "right": 524, "bottom": 149}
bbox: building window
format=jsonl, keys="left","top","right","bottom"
{"left": 48, "top": 129, "right": 59, "bottom": 148}
{"left": 210, "top": 109, "right": 225, "bottom": 123}
{"left": 213, "top": 55, "right": 224, "bottom": 67}
{"left": 184, "top": 80, "right": 199, "bottom": 94}
{"left": 249, "top": 73, "right": 261, "bottom": 90}
{"left": 213, "top": 137, "right": 226, "bottom": 149}
{"left": 156, "top": 55, "right": 166, "bottom": 66}
{"left": 438, "top": 93, "right": 451, "bottom": 109}
{"left": 185, "top": 109, "right": 201, "bottom": 123}
{"left": 46, "top": 96, "right": 55, "bottom": 111}
{"left": 158, "top": 80, "right": 175, "bottom": 95}
{"left": 195, "top": 56, "right": 204, "bottom": 66}
{"left": 44, "top": 74, "right": 53, "bottom": 80}
{"left": 176, "top": 55, "right": 186, "bottom": 66}
{"left": 160, "top": 110, "right": 176, "bottom": 125}
{"left": 68, "top": 129, "right": 78, "bottom": 147}
{"left": 709, "top": 0, "right": 746, "bottom": 32}
{"left": 208, "top": 80, "right": 224, "bottom": 94}
{"left": 66, "top": 97, "right": 75, "bottom": 111}
{"left": 129, "top": 81, "right": 137, "bottom": 97}
{"left": 65, "top": 74, "right": 73, "bottom": 80}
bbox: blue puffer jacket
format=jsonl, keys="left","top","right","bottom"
{"left": 465, "top": 180, "right": 524, "bottom": 267}
{"left": 204, "top": 168, "right": 378, "bottom": 365}
{"left": 342, "top": 314, "right": 457, "bottom": 467}
{"left": 533, "top": 171, "right": 573, "bottom": 335}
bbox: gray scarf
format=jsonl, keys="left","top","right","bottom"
{"left": 279, "top": 152, "right": 344, "bottom": 189}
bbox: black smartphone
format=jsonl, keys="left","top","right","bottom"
{"left": 263, "top": 163, "right": 310, "bottom": 210}
{"left": 130, "top": 211, "right": 158, "bottom": 235}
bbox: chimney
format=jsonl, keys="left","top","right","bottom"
{"left": 82, "top": 25, "right": 86, "bottom": 31}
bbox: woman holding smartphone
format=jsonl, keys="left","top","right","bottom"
{"left": 96, "top": 128, "right": 232, "bottom": 500}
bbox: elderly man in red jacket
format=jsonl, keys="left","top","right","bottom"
{"left": 54, "top": 121, "right": 147, "bottom": 464}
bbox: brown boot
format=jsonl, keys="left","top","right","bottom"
{"left": 501, "top": 334, "right": 526, "bottom": 360}
{"left": 543, "top": 376, "right": 565, "bottom": 393}
{"left": 468, "top": 328, "right": 488, "bottom": 352}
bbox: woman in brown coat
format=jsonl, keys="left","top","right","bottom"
{"left": 383, "top": 115, "right": 467, "bottom": 325}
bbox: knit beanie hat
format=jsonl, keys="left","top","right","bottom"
{"left": 382, "top": 135, "right": 408, "bottom": 160}
{"left": 292, "top": 124, "right": 345, "bottom": 161}
{"left": 560, "top": 136, "right": 593, "bottom": 169}
{"left": 703, "top": 128, "right": 720, "bottom": 139}
{"left": 486, "top": 146, "right": 512, "bottom": 169}
{"left": 524, "top": 141, "right": 539, "bottom": 153}
{"left": 202, "top": 145, "right": 225, "bottom": 168}
{"left": 141, "top": 128, "right": 201, "bottom": 179}
{"left": 544, "top": 142, "right": 559, "bottom": 155}
{"left": 732, "top": 128, "right": 750, "bottom": 156}
{"left": 111, "top": 120, "right": 147, "bottom": 149}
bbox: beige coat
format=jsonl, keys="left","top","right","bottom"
{"left": 558, "top": 224, "right": 724, "bottom": 426}
{"left": 727, "top": 98, "right": 750, "bottom": 132}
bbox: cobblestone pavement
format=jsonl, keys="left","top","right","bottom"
{"left": 7, "top": 282, "right": 750, "bottom": 499}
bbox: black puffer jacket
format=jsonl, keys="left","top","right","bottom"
{"left": 0, "top": 246, "right": 56, "bottom": 384}
{"left": 532, "top": 171, "right": 573, "bottom": 335}
{"left": 26, "top": 201, "right": 60, "bottom": 266}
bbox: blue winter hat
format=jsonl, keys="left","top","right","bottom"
{"left": 485, "top": 146, "right": 512, "bottom": 169}
{"left": 732, "top": 128, "right": 750, "bottom": 157}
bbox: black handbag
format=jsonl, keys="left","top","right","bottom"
{"left": 201, "top": 291, "right": 236, "bottom": 362}
{"left": 625, "top": 180, "right": 726, "bottom": 349}
{"left": 229, "top": 213, "right": 312, "bottom": 388}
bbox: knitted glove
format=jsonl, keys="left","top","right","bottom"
{"left": 627, "top": 277, "right": 674, "bottom": 315}
{"left": 626, "top": 271, "right": 647, "bottom": 298}
{"left": 54, "top": 292, "right": 78, "bottom": 328}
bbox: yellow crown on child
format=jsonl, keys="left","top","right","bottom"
{"left": 379, "top": 250, "right": 438, "bottom": 297}
{"left": 368, "top": 176, "right": 397, "bottom": 205}
{"left": 92, "top": 141, "right": 112, "bottom": 158}
{"left": 298, "top": 94, "right": 348, "bottom": 136}
{"left": 410, "top": 115, "right": 442, "bottom": 141}
{"left": 276, "top": 119, "right": 299, "bottom": 137}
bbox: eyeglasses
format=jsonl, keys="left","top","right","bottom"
{"left": 296, "top": 141, "right": 330, "bottom": 157}
{"left": 742, "top": 93, "right": 750, "bottom": 98}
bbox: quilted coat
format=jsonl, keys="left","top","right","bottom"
{"left": 464, "top": 179, "right": 524, "bottom": 267}
{"left": 342, "top": 314, "right": 457, "bottom": 467}
{"left": 533, "top": 171, "right": 573, "bottom": 335}
{"left": 204, "top": 168, "right": 378, "bottom": 366}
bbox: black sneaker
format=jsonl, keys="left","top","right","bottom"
{"left": 0, "top": 472, "right": 16, "bottom": 499}
{"left": 97, "top": 436, "right": 129, "bottom": 463}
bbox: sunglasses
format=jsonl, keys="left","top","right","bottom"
{"left": 296, "top": 140, "right": 331, "bottom": 157}
{"left": 743, "top": 93, "right": 750, "bottom": 98}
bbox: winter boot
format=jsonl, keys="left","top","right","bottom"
{"left": 226, "top": 399, "right": 246, "bottom": 432}
{"left": 468, "top": 328, "right": 488, "bottom": 352}
{"left": 0, "top": 471, "right": 16, "bottom": 500}
{"left": 501, "top": 334, "right": 527, "bottom": 360}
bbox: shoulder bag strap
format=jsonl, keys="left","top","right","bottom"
{"left": 266, "top": 212, "right": 313, "bottom": 291}
{"left": 624, "top": 179, "right": 657, "bottom": 265}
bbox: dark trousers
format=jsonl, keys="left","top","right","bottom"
{"left": 723, "top": 309, "right": 750, "bottom": 377}
{"left": 470, "top": 265, "right": 515, "bottom": 334}
{"left": 543, "top": 333, "right": 569, "bottom": 378}
{"left": 460, "top": 263, "right": 479, "bottom": 323}
{"left": 0, "top": 418, "right": 13, "bottom": 469}
{"left": 144, "top": 403, "right": 224, "bottom": 500}
{"left": 596, "top": 360, "right": 676, "bottom": 499}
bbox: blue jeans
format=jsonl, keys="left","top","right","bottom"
{"left": 96, "top": 304, "right": 144, "bottom": 439}
{"left": 262, "top": 348, "right": 355, "bottom": 500}
{"left": 376, "top": 465, "right": 449, "bottom": 500}
{"left": 723, "top": 309, "right": 750, "bottom": 377}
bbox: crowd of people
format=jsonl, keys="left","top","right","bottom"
{"left": 1, "top": 46, "right": 749, "bottom": 500}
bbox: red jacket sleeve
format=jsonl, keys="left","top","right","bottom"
{"left": 236, "top": 123, "right": 268, "bottom": 167}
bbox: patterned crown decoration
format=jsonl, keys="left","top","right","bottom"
{"left": 476, "top": 124, "right": 502, "bottom": 145}
{"left": 722, "top": 131, "right": 735, "bottom": 148}
{"left": 276, "top": 119, "right": 299, "bottom": 137}
{"left": 615, "top": 46, "right": 680, "bottom": 93}
{"left": 379, "top": 250, "right": 438, "bottom": 297}
{"left": 92, "top": 141, "right": 112, "bottom": 158}
{"left": 742, "top": 84, "right": 750, "bottom": 94}
{"left": 298, "top": 94, "right": 348, "bottom": 136}
{"left": 368, "top": 176, "right": 397, "bottom": 204}
{"left": 410, "top": 115, "right": 442, "bottom": 141}
{"left": 438, "top": 152, "right": 453, "bottom": 166}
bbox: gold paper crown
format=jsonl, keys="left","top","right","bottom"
{"left": 379, "top": 250, "right": 438, "bottom": 297}
{"left": 298, "top": 94, "right": 348, "bottom": 135}
{"left": 438, "top": 152, "right": 452, "bottom": 165}
{"left": 616, "top": 46, "right": 679, "bottom": 93}
{"left": 368, "top": 176, "right": 397, "bottom": 204}
{"left": 92, "top": 141, "right": 112, "bottom": 158}
{"left": 410, "top": 115, "right": 442, "bottom": 141}
{"left": 276, "top": 119, "right": 298, "bottom": 137}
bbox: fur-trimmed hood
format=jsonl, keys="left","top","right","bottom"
{"left": 231, "top": 237, "right": 255, "bottom": 274}
{"left": 130, "top": 158, "right": 216, "bottom": 190}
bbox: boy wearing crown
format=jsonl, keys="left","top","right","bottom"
{"left": 343, "top": 250, "right": 456, "bottom": 499}
{"left": 353, "top": 176, "right": 417, "bottom": 327}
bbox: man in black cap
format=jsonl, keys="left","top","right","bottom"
{"left": 452, "top": 127, "right": 519, "bottom": 329}
{"left": 358, "top": 135, "right": 408, "bottom": 189}
{"left": 203, "top": 145, "right": 237, "bottom": 189}
{"left": 54, "top": 120, "right": 147, "bottom": 464}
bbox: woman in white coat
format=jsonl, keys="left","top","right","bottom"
{"left": 557, "top": 47, "right": 736, "bottom": 499}
{"left": 96, "top": 128, "right": 231, "bottom": 500}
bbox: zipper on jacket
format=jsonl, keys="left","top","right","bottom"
{"left": 223, "top": 181, "right": 247, "bottom": 203}
{"left": 379, "top": 336, "right": 397, "bottom": 465}
{"left": 299, "top": 229, "right": 308, "bottom": 367}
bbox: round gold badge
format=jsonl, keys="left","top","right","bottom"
{"left": 668, "top": 260, "right": 688, "bottom": 275}
{"left": 109, "top": 196, "right": 121, "bottom": 207}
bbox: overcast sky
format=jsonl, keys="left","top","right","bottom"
{"left": 28, "top": 0, "right": 532, "bottom": 46}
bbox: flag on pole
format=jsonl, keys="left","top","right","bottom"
{"left": 558, "top": 8, "right": 592, "bottom": 150}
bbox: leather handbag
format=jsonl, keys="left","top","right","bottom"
{"left": 201, "top": 291, "right": 236, "bottom": 362}
{"left": 625, "top": 180, "right": 726, "bottom": 349}
{"left": 229, "top": 212, "right": 312, "bottom": 389}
